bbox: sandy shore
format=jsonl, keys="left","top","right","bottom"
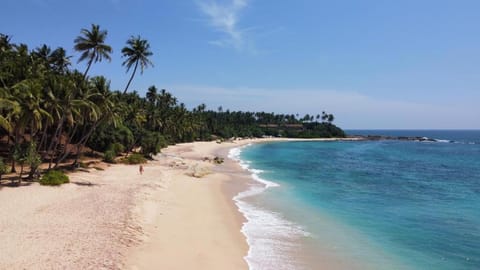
{"left": 0, "top": 163, "right": 145, "bottom": 269}
{"left": 0, "top": 137, "right": 353, "bottom": 269}
{"left": 126, "top": 141, "right": 251, "bottom": 270}
{"left": 0, "top": 139, "right": 253, "bottom": 269}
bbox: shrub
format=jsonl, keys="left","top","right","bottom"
{"left": 25, "top": 142, "right": 41, "bottom": 179}
{"left": 39, "top": 170, "right": 69, "bottom": 186}
{"left": 87, "top": 124, "right": 134, "bottom": 152}
{"left": 139, "top": 131, "right": 167, "bottom": 157}
{"left": 0, "top": 157, "right": 9, "bottom": 180}
{"left": 121, "top": 153, "right": 147, "bottom": 164}
{"left": 109, "top": 142, "right": 125, "bottom": 156}
{"left": 104, "top": 149, "right": 116, "bottom": 163}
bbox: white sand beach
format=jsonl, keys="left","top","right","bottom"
{"left": 0, "top": 140, "right": 252, "bottom": 269}
{"left": 0, "top": 138, "right": 356, "bottom": 270}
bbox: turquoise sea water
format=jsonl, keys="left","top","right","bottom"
{"left": 233, "top": 131, "right": 480, "bottom": 270}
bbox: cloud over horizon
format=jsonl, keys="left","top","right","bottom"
{"left": 197, "top": 0, "right": 252, "bottom": 51}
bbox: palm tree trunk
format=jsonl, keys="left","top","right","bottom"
{"left": 83, "top": 58, "right": 94, "bottom": 80}
{"left": 54, "top": 123, "right": 79, "bottom": 168}
{"left": 47, "top": 116, "right": 65, "bottom": 169}
{"left": 69, "top": 120, "right": 101, "bottom": 167}
{"left": 123, "top": 60, "right": 138, "bottom": 94}
{"left": 38, "top": 122, "right": 49, "bottom": 153}
{"left": 39, "top": 109, "right": 54, "bottom": 153}
{"left": 10, "top": 129, "right": 19, "bottom": 173}
{"left": 19, "top": 162, "right": 24, "bottom": 183}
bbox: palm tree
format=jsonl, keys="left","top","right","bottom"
{"left": 0, "top": 34, "right": 13, "bottom": 52}
{"left": 32, "top": 44, "right": 52, "bottom": 63}
{"left": 146, "top": 85, "right": 158, "bottom": 104}
{"left": 0, "top": 97, "right": 19, "bottom": 133}
{"left": 68, "top": 76, "right": 123, "bottom": 167}
{"left": 327, "top": 114, "right": 334, "bottom": 123}
{"left": 121, "top": 36, "right": 153, "bottom": 94}
{"left": 321, "top": 111, "right": 328, "bottom": 122}
{"left": 50, "top": 47, "right": 71, "bottom": 74}
{"left": 74, "top": 24, "right": 112, "bottom": 79}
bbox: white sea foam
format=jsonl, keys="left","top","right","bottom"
{"left": 434, "top": 139, "right": 454, "bottom": 143}
{"left": 236, "top": 199, "right": 310, "bottom": 270}
{"left": 228, "top": 146, "right": 309, "bottom": 270}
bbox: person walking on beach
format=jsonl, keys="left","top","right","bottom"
{"left": 139, "top": 165, "right": 144, "bottom": 175}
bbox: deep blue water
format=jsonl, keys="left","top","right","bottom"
{"left": 240, "top": 131, "right": 480, "bottom": 270}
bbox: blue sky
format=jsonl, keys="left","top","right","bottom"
{"left": 1, "top": 0, "right": 479, "bottom": 129}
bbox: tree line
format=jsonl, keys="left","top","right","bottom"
{"left": 0, "top": 24, "right": 344, "bottom": 181}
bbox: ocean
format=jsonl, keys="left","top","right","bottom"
{"left": 229, "top": 130, "right": 480, "bottom": 270}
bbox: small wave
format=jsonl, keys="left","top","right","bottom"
{"left": 418, "top": 137, "right": 478, "bottom": 144}
{"left": 234, "top": 185, "right": 267, "bottom": 200}
{"left": 432, "top": 139, "right": 478, "bottom": 145}
{"left": 230, "top": 145, "right": 309, "bottom": 269}
{"left": 434, "top": 139, "right": 454, "bottom": 143}
{"left": 228, "top": 146, "right": 280, "bottom": 189}
{"left": 234, "top": 189, "right": 310, "bottom": 270}
{"left": 251, "top": 173, "right": 279, "bottom": 188}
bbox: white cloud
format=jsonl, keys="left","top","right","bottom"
{"left": 167, "top": 84, "right": 480, "bottom": 129}
{"left": 197, "top": 0, "right": 252, "bottom": 51}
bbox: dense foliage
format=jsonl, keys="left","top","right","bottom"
{"left": 121, "top": 153, "right": 147, "bottom": 165}
{"left": 0, "top": 26, "right": 345, "bottom": 181}
{"left": 0, "top": 157, "right": 8, "bottom": 180}
{"left": 39, "top": 170, "right": 69, "bottom": 186}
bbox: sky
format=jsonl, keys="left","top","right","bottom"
{"left": 1, "top": 0, "right": 479, "bottom": 129}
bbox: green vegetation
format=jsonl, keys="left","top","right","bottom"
{"left": 121, "top": 35, "right": 153, "bottom": 94}
{"left": 0, "top": 157, "right": 9, "bottom": 180}
{"left": 103, "top": 149, "right": 117, "bottom": 163}
{"left": 25, "top": 142, "right": 41, "bottom": 179}
{"left": 121, "top": 153, "right": 147, "bottom": 165}
{"left": 103, "top": 142, "right": 125, "bottom": 163}
{"left": 109, "top": 143, "right": 125, "bottom": 156}
{"left": 74, "top": 24, "right": 112, "bottom": 79}
{"left": 0, "top": 25, "right": 345, "bottom": 183}
{"left": 39, "top": 170, "right": 69, "bottom": 186}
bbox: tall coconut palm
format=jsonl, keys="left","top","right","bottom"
{"left": 50, "top": 47, "right": 72, "bottom": 74}
{"left": 121, "top": 36, "right": 153, "bottom": 94}
{"left": 74, "top": 24, "right": 112, "bottom": 79}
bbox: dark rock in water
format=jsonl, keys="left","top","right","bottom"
{"left": 351, "top": 135, "right": 440, "bottom": 142}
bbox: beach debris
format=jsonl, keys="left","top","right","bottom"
{"left": 202, "top": 156, "right": 224, "bottom": 164}
{"left": 168, "top": 161, "right": 188, "bottom": 169}
{"left": 213, "top": 156, "right": 224, "bottom": 164}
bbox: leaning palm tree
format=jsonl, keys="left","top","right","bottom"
{"left": 74, "top": 24, "right": 112, "bottom": 79}
{"left": 121, "top": 35, "right": 153, "bottom": 94}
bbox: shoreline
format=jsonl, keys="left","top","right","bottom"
{"left": 126, "top": 140, "right": 252, "bottom": 270}
{"left": 126, "top": 137, "right": 355, "bottom": 269}
{"left": 0, "top": 137, "right": 351, "bottom": 270}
